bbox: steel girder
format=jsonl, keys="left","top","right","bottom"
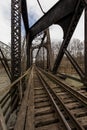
{"left": 10, "top": 0, "right": 87, "bottom": 81}
{"left": 85, "top": 8, "right": 87, "bottom": 79}
{"left": 29, "top": 0, "right": 86, "bottom": 75}
{"left": 11, "top": 0, "right": 21, "bottom": 82}
{"left": 21, "top": 0, "right": 29, "bottom": 69}
{"left": 21, "top": 0, "right": 29, "bottom": 34}
{"left": 29, "top": 0, "right": 78, "bottom": 40}
{"left": 53, "top": 0, "right": 85, "bottom": 74}
{"left": 26, "top": 33, "right": 32, "bottom": 69}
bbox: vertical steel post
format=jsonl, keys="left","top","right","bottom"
{"left": 43, "top": 47, "right": 44, "bottom": 69}
{"left": 47, "top": 48, "right": 50, "bottom": 70}
{"left": 46, "top": 29, "right": 53, "bottom": 70}
{"left": 85, "top": 8, "right": 87, "bottom": 76}
{"left": 85, "top": 7, "right": 87, "bottom": 86}
{"left": 11, "top": 0, "right": 21, "bottom": 82}
{"left": 26, "top": 33, "right": 32, "bottom": 69}
{"left": 30, "top": 48, "right": 33, "bottom": 65}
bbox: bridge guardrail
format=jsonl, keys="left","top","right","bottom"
{"left": 0, "top": 67, "right": 31, "bottom": 130}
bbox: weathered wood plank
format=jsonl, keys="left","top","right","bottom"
{"left": 35, "top": 123, "right": 62, "bottom": 130}
{"left": 25, "top": 70, "right": 34, "bottom": 130}
{"left": 14, "top": 70, "right": 32, "bottom": 130}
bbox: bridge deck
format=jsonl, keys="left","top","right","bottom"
{"left": 14, "top": 67, "right": 61, "bottom": 130}
{"left": 13, "top": 67, "right": 87, "bottom": 130}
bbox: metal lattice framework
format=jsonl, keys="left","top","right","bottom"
{"left": 11, "top": 0, "right": 21, "bottom": 82}
{"left": 10, "top": 0, "right": 87, "bottom": 83}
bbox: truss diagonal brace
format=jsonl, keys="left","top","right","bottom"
{"left": 21, "top": 0, "right": 29, "bottom": 34}
{"left": 52, "top": 1, "right": 84, "bottom": 74}
{"left": 64, "top": 49, "right": 84, "bottom": 79}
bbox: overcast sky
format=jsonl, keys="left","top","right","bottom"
{"left": 0, "top": 0, "right": 84, "bottom": 45}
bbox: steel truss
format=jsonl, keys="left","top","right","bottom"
{"left": 10, "top": 0, "right": 87, "bottom": 83}
{"left": 30, "top": 0, "right": 87, "bottom": 82}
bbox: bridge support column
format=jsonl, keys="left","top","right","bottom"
{"left": 30, "top": 47, "right": 33, "bottom": 65}
{"left": 11, "top": 0, "right": 21, "bottom": 82}
{"left": 84, "top": 7, "right": 87, "bottom": 86}
{"left": 26, "top": 33, "right": 32, "bottom": 69}
{"left": 47, "top": 49, "right": 50, "bottom": 70}
{"left": 46, "top": 29, "right": 53, "bottom": 71}
{"left": 43, "top": 47, "right": 45, "bottom": 69}
{"left": 11, "top": 0, "right": 23, "bottom": 107}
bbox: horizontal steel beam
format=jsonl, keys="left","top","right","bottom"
{"left": 21, "top": 0, "right": 29, "bottom": 34}
{"left": 29, "top": 0, "right": 78, "bottom": 39}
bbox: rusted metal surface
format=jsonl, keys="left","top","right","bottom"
{"left": 85, "top": 7, "right": 87, "bottom": 82}
{"left": 1, "top": 0, "right": 87, "bottom": 129}
{"left": 14, "top": 67, "right": 86, "bottom": 129}
{"left": 30, "top": 0, "right": 78, "bottom": 40}
{"left": 52, "top": 1, "right": 84, "bottom": 73}
{"left": 45, "top": 29, "right": 53, "bottom": 70}
{"left": 33, "top": 69, "right": 63, "bottom": 130}
{"left": 3, "top": 66, "right": 87, "bottom": 129}
{"left": 26, "top": 33, "right": 31, "bottom": 69}
{"left": 32, "top": 0, "right": 86, "bottom": 75}
{"left": 21, "top": 0, "right": 29, "bottom": 34}
{"left": 37, "top": 71, "right": 71, "bottom": 130}
{"left": 11, "top": 0, "right": 21, "bottom": 82}
{"left": 39, "top": 68, "right": 87, "bottom": 106}
{"left": 37, "top": 67, "right": 87, "bottom": 129}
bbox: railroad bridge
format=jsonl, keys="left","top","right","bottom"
{"left": 0, "top": 0, "right": 87, "bottom": 130}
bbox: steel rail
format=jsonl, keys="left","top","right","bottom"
{"left": 36, "top": 68, "right": 85, "bottom": 130}
{"left": 39, "top": 68, "right": 87, "bottom": 107}
{"left": 38, "top": 69, "right": 85, "bottom": 130}
{"left": 36, "top": 71, "right": 71, "bottom": 130}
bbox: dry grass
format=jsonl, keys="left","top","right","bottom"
{"left": 0, "top": 68, "right": 10, "bottom": 99}
{"left": 65, "top": 77, "right": 83, "bottom": 89}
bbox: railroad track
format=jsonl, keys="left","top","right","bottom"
{"left": 35, "top": 67, "right": 87, "bottom": 130}
{"left": 34, "top": 70, "right": 60, "bottom": 130}
{"left": 14, "top": 67, "right": 87, "bottom": 130}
